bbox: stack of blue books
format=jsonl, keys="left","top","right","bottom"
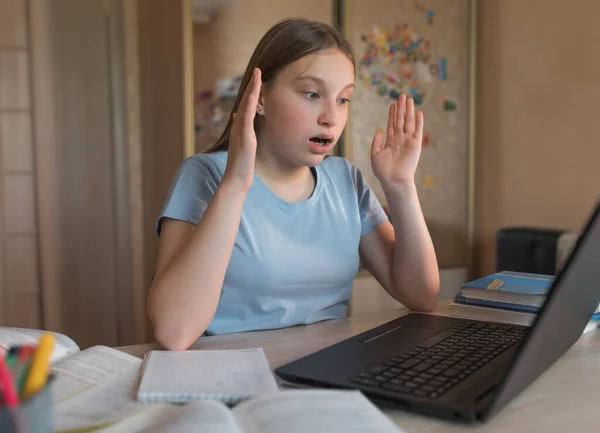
{"left": 450, "top": 270, "right": 600, "bottom": 333}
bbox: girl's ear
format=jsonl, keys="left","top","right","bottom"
{"left": 256, "top": 89, "right": 266, "bottom": 116}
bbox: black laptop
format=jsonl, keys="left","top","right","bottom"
{"left": 275, "top": 201, "right": 600, "bottom": 423}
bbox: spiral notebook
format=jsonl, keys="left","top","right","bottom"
{"left": 136, "top": 348, "right": 279, "bottom": 405}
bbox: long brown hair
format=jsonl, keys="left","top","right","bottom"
{"left": 206, "top": 18, "right": 354, "bottom": 153}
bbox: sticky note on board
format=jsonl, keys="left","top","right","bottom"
{"left": 423, "top": 133, "right": 431, "bottom": 148}
{"left": 444, "top": 99, "right": 457, "bottom": 111}
{"left": 424, "top": 175, "right": 435, "bottom": 188}
{"left": 438, "top": 58, "right": 447, "bottom": 80}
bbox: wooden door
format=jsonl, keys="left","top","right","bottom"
{"left": 26, "top": 0, "right": 191, "bottom": 348}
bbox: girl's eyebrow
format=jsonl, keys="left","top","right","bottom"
{"left": 295, "top": 75, "right": 355, "bottom": 90}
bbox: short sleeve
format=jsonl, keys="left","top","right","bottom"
{"left": 351, "top": 164, "right": 389, "bottom": 236}
{"left": 156, "top": 157, "right": 219, "bottom": 236}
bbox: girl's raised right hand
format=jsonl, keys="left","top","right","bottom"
{"left": 223, "top": 68, "right": 262, "bottom": 192}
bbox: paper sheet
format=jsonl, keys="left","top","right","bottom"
{"left": 52, "top": 346, "right": 141, "bottom": 404}
{"left": 0, "top": 326, "right": 79, "bottom": 363}
{"left": 97, "top": 390, "right": 402, "bottom": 433}
{"left": 233, "top": 390, "right": 402, "bottom": 433}
{"left": 53, "top": 363, "right": 146, "bottom": 432}
{"left": 138, "top": 400, "right": 242, "bottom": 433}
{"left": 136, "top": 348, "right": 278, "bottom": 403}
{"left": 93, "top": 400, "right": 243, "bottom": 433}
{"left": 83, "top": 405, "right": 175, "bottom": 433}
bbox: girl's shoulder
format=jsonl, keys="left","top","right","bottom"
{"left": 320, "top": 155, "right": 354, "bottom": 173}
{"left": 185, "top": 150, "right": 227, "bottom": 167}
{"left": 319, "top": 156, "right": 365, "bottom": 184}
{"left": 179, "top": 151, "right": 228, "bottom": 179}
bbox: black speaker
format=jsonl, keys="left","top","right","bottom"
{"left": 495, "top": 228, "right": 565, "bottom": 275}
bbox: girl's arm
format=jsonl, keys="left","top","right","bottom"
{"left": 359, "top": 94, "right": 439, "bottom": 311}
{"left": 147, "top": 68, "right": 263, "bottom": 350}
{"left": 359, "top": 187, "right": 439, "bottom": 312}
{"left": 148, "top": 181, "right": 248, "bottom": 351}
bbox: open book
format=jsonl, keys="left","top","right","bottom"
{"left": 95, "top": 389, "right": 402, "bottom": 433}
{"left": 51, "top": 345, "right": 148, "bottom": 432}
{"left": 0, "top": 326, "right": 80, "bottom": 362}
{"left": 0, "top": 326, "right": 147, "bottom": 432}
{"left": 1, "top": 329, "right": 403, "bottom": 433}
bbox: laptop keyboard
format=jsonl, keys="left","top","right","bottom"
{"left": 350, "top": 321, "right": 527, "bottom": 400}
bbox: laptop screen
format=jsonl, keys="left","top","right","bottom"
{"left": 486, "top": 201, "right": 600, "bottom": 419}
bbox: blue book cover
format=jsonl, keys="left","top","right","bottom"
{"left": 453, "top": 294, "right": 600, "bottom": 321}
{"left": 454, "top": 294, "right": 542, "bottom": 314}
{"left": 461, "top": 270, "right": 554, "bottom": 296}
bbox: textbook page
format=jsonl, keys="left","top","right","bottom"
{"left": 0, "top": 326, "right": 79, "bottom": 362}
{"left": 80, "top": 404, "right": 176, "bottom": 433}
{"left": 52, "top": 345, "right": 141, "bottom": 404}
{"left": 53, "top": 363, "right": 147, "bottom": 432}
{"left": 133, "top": 400, "right": 243, "bottom": 433}
{"left": 233, "top": 389, "right": 402, "bottom": 433}
{"left": 92, "top": 390, "right": 400, "bottom": 433}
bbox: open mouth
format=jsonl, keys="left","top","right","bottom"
{"left": 309, "top": 136, "right": 333, "bottom": 146}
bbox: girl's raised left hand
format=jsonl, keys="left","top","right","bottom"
{"left": 370, "top": 94, "right": 424, "bottom": 190}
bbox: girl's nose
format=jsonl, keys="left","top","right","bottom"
{"left": 317, "top": 101, "right": 338, "bottom": 127}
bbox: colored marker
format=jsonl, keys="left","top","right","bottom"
{"left": 7, "top": 346, "right": 20, "bottom": 357}
{"left": 5, "top": 352, "right": 17, "bottom": 370}
{"left": 0, "top": 357, "right": 18, "bottom": 407}
{"left": 22, "top": 333, "right": 54, "bottom": 399}
{"left": 15, "top": 346, "right": 34, "bottom": 397}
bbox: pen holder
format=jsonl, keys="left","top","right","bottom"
{"left": 0, "top": 375, "right": 55, "bottom": 433}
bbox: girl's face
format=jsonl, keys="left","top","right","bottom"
{"left": 257, "top": 49, "right": 355, "bottom": 168}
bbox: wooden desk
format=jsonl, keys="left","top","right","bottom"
{"left": 117, "top": 304, "right": 600, "bottom": 432}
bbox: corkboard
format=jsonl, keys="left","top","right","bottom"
{"left": 340, "top": 0, "right": 475, "bottom": 268}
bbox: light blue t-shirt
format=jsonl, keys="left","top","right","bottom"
{"left": 157, "top": 151, "right": 388, "bottom": 335}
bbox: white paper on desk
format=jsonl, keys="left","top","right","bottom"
{"left": 82, "top": 404, "right": 176, "bottom": 433}
{"left": 0, "top": 326, "right": 79, "bottom": 363}
{"left": 51, "top": 345, "right": 141, "bottom": 404}
{"left": 94, "top": 390, "right": 402, "bottom": 433}
{"left": 53, "top": 363, "right": 148, "bottom": 432}
{"left": 233, "top": 389, "right": 402, "bottom": 433}
{"left": 134, "top": 400, "right": 243, "bottom": 433}
{"left": 136, "top": 348, "right": 278, "bottom": 404}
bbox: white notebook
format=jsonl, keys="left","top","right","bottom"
{"left": 136, "top": 348, "right": 279, "bottom": 405}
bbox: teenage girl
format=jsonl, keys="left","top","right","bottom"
{"left": 147, "top": 18, "right": 440, "bottom": 350}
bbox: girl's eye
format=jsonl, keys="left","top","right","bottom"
{"left": 304, "top": 92, "right": 319, "bottom": 100}
{"left": 337, "top": 98, "right": 351, "bottom": 105}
